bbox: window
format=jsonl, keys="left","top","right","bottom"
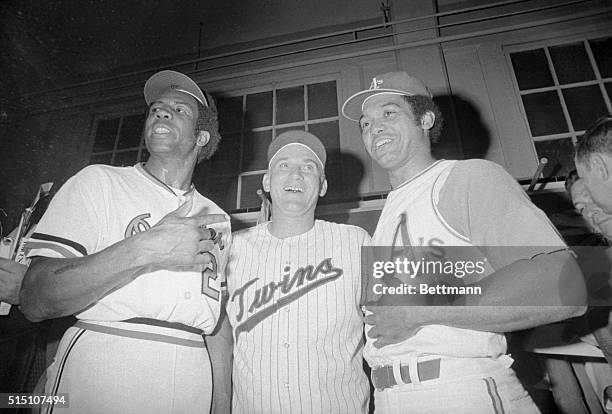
{"left": 204, "top": 79, "right": 342, "bottom": 211}
{"left": 89, "top": 111, "right": 148, "bottom": 166}
{"left": 509, "top": 37, "right": 612, "bottom": 178}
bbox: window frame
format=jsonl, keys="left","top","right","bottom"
{"left": 211, "top": 73, "right": 342, "bottom": 210}
{"left": 506, "top": 36, "right": 612, "bottom": 145}
{"left": 88, "top": 107, "right": 148, "bottom": 166}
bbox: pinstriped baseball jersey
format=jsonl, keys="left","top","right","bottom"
{"left": 26, "top": 163, "right": 231, "bottom": 333}
{"left": 365, "top": 159, "right": 567, "bottom": 365}
{"left": 226, "top": 220, "right": 370, "bottom": 414}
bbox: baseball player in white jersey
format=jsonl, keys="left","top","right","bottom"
{"left": 342, "top": 72, "right": 586, "bottom": 413}
{"left": 225, "top": 130, "right": 370, "bottom": 413}
{"left": 20, "top": 70, "right": 231, "bottom": 414}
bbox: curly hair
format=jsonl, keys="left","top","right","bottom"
{"left": 403, "top": 95, "right": 444, "bottom": 144}
{"left": 575, "top": 115, "right": 612, "bottom": 167}
{"left": 195, "top": 91, "right": 222, "bottom": 163}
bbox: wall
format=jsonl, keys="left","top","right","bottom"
{"left": 2, "top": 0, "right": 611, "bottom": 232}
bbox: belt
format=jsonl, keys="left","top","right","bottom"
{"left": 372, "top": 358, "right": 441, "bottom": 390}
{"left": 75, "top": 320, "right": 205, "bottom": 348}
{"left": 123, "top": 317, "right": 204, "bottom": 335}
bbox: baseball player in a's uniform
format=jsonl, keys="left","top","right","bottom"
{"left": 20, "top": 70, "right": 230, "bottom": 414}
{"left": 342, "top": 72, "right": 586, "bottom": 413}
{"left": 225, "top": 131, "right": 370, "bottom": 414}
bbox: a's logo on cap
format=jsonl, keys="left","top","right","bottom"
{"left": 170, "top": 84, "right": 180, "bottom": 90}
{"left": 369, "top": 77, "right": 383, "bottom": 90}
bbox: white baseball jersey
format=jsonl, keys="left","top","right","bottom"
{"left": 366, "top": 159, "right": 567, "bottom": 366}
{"left": 226, "top": 220, "right": 370, "bottom": 414}
{"left": 27, "top": 163, "right": 231, "bottom": 332}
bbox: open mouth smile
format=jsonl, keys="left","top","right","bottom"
{"left": 154, "top": 126, "right": 171, "bottom": 134}
{"left": 374, "top": 138, "right": 392, "bottom": 151}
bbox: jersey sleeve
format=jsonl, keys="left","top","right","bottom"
{"left": 218, "top": 221, "right": 233, "bottom": 298}
{"left": 26, "top": 166, "right": 104, "bottom": 259}
{"left": 437, "top": 159, "right": 567, "bottom": 269}
{"left": 354, "top": 226, "right": 372, "bottom": 306}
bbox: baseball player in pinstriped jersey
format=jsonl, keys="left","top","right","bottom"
{"left": 342, "top": 72, "right": 586, "bottom": 413}
{"left": 225, "top": 130, "right": 370, "bottom": 413}
{"left": 20, "top": 71, "right": 231, "bottom": 413}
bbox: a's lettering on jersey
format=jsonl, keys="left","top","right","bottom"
{"left": 232, "top": 258, "right": 343, "bottom": 339}
{"left": 124, "top": 213, "right": 152, "bottom": 237}
{"left": 393, "top": 212, "right": 445, "bottom": 252}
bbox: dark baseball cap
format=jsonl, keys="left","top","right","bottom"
{"left": 144, "top": 70, "right": 208, "bottom": 107}
{"left": 341, "top": 72, "right": 432, "bottom": 121}
{"left": 267, "top": 130, "right": 326, "bottom": 170}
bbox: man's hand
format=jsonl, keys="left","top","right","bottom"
{"left": 133, "top": 196, "right": 226, "bottom": 269}
{"left": 364, "top": 306, "right": 425, "bottom": 348}
{"left": 0, "top": 258, "right": 27, "bottom": 304}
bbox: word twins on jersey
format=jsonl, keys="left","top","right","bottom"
{"left": 26, "top": 164, "right": 231, "bottom": 334}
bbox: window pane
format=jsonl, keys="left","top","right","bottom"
{"left": 590, "top": 37, "right": 612, "bottom": 78}
{"left": 522, "top": 92, "right": 568, "bottom": 136}
{"left": 112, "top": 150, "right": 138, "bottom": 167}
{"left": 89, "top": 152, "right": 112, "bottom": 165}
{"left": 240, "top": 174, "right": 266, "bottom": 209}
{"left": 549, "top": 43, "right": 594, "bottom": 85}
{"left": 606, "top": 82, "right": 612, "bottom": 102}
{"left": 276, "top": 86, "right": 304, "bottom": 124}
{"left": 246, "top": 92, "right": 272, "bottom": 128}
{"left": 243, "top": 130, "right": 271, "bottom": 172}
{"left": 563, "top": 85, "right": 608, "bottom": 131}
{"left": 308, "top": 81, "right": 338, "bottom": 119}
{"left": 205, "top": 176, "right": 238, "bottom": 211}
{"left": 211, "top": 133, "right": 241, "bottom": 176}
{"left": 217, "top": 96, "right": 243, "bottom": 133}
{"left": 93, "top": 118, "right": 119, "bottom": 152}
{"left": 117, "top": 114, "right": 144, "bottom": 149}
{"left": 534, "top": 139, "right": 575, "bottom": 178}
{"left": 309, "top": 121, "right": 340, "bottom": 164}
{"left": 510, "top": 49, "right": 553, "bottom": 90}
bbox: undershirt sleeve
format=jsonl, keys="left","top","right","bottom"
{"left": 436, "top": 159, "right": 567, "bottom": 269}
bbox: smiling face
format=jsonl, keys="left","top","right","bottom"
{"left": 143, "top": 89, "right": 209, "bottom": 162}
{"left": 359, "top": 94, "right": 433, "bottom": 175}
{"left": 263, "top": 144, "right": 327, "bottom": 219}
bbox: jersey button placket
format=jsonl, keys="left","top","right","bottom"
{"left": 281, "top": 290, "right": 291, "bottom": 392}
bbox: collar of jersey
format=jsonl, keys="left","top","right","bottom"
{"left": 392, "top": 159, "right": 446, "bottom": 191}
{"left": 135, "top": 163, "right": 195, "bottom": 197}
